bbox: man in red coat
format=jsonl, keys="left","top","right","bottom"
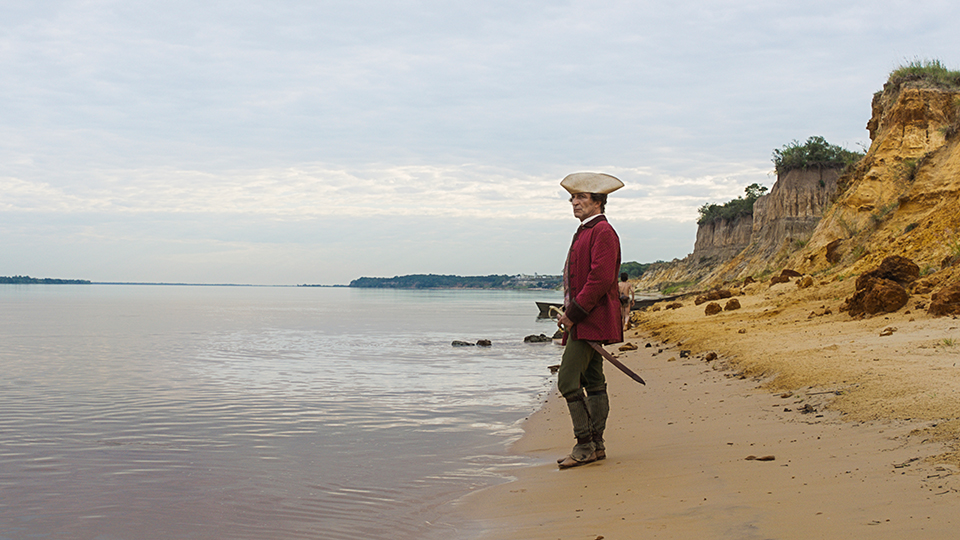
{"left": 556, "top": 172, "right": 624, "bottom": 469}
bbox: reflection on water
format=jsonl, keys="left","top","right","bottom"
{"left": 0, "top": 285, "right": 562, "bottom": 539}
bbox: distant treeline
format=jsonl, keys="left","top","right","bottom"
{"left": 0, "top": 275, "right": 91, "bottom": 284}
{"left": 349, "top": 265, "right": 657, "bottom": 289}
{"left": 349, "top": 274, "right": 562, "bottom": 289}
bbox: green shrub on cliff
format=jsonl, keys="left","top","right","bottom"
{"left": 697, "top": 183, "right": 767, "bottom": 225}
{"left": 887, "top": 59, "right": 960, "bottom": 92}
{"left": 772, "top": 136, "right": 863, "bottom": 176}
{"left": 619, "top": 261, "right": 655, "bottom": 278}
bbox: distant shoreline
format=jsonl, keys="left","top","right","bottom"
{"left": 1, "top": 278, "right": 558, "bottom": 290}
{"left": 348, "top": 273, "right": 562, "bottom": 290}
{"left": 0, "top": 276, "right": 91, "bottom": 285}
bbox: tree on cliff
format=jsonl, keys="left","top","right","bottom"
{"left": 620, "top": 261, "right": 658, "bottom": 278}
{"left": 697, "top": 183, "right": 767, "bottom": 225}
{"left": 772, "top": 136, "right": 863, "bottom": 175}
{"left": 698, "top": 137, "right": 861, "bottom": 226}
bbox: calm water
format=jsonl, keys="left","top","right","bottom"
{"left": 0, "top": 285, "right": 564, "bottom": 540}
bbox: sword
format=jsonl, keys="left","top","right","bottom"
{"left": 588, "top": 341, "right": 646, "bottom": 385}
{"left": 550, "top": 305, "right": 645, "bottom": 385}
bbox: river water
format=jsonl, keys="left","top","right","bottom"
{"left": 0, "top": 285, "right": 565, "bottom": 540}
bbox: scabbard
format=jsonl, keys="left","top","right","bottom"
{"left": 588, "top": 341, "right": 646, "bottom": 385}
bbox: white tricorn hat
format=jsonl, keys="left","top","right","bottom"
{"left": 560, "top": 172, "right": 624, "bottom": 195}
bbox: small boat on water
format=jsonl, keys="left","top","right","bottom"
{"left": 536, "top": 302, "right": 563, "bottom": 318}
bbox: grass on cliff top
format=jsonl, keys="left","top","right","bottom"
{"left": 887, "top": 59, "right": 960, "bottom": 92}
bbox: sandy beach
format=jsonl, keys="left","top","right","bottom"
{"left": 453, "top": 275, "right": 960, "bottom": 539}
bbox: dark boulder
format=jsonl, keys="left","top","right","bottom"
{"left": 724, "top": 298, "right": 741, "bottom": 311}
{"left": 694, "top": 289, "right": 733, "bottom": 305}
{"left": 476, "top": 339, "right": 492, "bottom": 347}
{"left": 524, "top": 334, "right": 551, "bottom": 343}
{"left": 856, "top": 255, "right": 920, "bottom": 288}
{"left": 452, "top": 340, "right": 475, "bottom": 347}
{"left": 704, "top": 302, "right": 722, "bottom": 316}
{"left": 843, "top": 276, "right": 909, "bottom": 317}
{"left": 928, "top": 283, "right": 960, "bottom": 317}
{"left": 841, "top": 256, "right": 919, "bottom": 317}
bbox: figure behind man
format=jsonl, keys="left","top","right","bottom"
{"left": 618, "top": 272, "right": 634, "bottom": 331}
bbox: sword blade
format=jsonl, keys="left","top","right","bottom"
{"left": 588, "top": 341, "right": 646, "bottom": 385}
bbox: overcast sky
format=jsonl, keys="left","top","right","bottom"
{"left": 2, "top": 1, "right": 958, "bottom": 285}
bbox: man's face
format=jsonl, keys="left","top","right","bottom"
{"left": 570, "top": 192, "right": 601, "bottom": 221}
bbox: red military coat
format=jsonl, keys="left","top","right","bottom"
{"left": 562, "top": 215, "right": 623, "bottom": 345}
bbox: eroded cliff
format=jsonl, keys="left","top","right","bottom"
{"left": 693, "top": 215, "right": 753, "bottom": 259}
{"left": 638, "top": 81, "right": 960, "bottom": 292}
{"left": 793, "top": 86, "right": 960, "bottom": 277}
{"left": 637, "top": 161, "right": 840, "bottom": 289}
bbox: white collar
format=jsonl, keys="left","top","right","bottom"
{"left": 580, "top": 214, "right": 603, "bottom": 226}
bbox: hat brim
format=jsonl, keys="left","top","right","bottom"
{"left": 561, "top": 172, "right": 624, "bottom": 195}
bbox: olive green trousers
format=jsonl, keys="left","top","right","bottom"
{"left": 558, "top": 338, "right": 606, "bottom": 398}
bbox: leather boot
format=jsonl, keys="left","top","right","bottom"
{"left": 586, "top": 385, "right": 610, "bottom": 460}
{"left": 557, "top": 391, "right": 597, "bottom": 469}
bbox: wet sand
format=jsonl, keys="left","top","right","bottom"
{"left": 453, "top": 278, "right": 960, "bottom": 539}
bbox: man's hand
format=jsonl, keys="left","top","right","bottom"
{"left": 558, "top": 313, "right": 574, "bottom": 331}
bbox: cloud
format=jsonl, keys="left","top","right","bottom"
{"left": 2, "top": 1, "right": 960, "bottom": 283}
{"left": 3, "top": 0, "right": 902, "bottom": 173}
{"left": 2, "top": 159, "right": 770, "bottom": 225}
